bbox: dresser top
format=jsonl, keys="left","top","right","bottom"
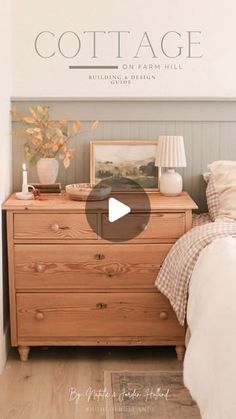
{"left": 3, "top": 191, "right": 198, "bottom": 212}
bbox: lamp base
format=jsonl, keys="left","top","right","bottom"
{"left": 159, "top": 169, "right": 183, "bottom": 196}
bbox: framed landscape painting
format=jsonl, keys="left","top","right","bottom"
{"left": 90, "top": 140, "right": 159, "bottom": 191}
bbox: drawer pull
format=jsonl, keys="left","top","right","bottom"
{"left": 35, "top": 311, "right": 44, "bottom": 321}
{"left": 159, "top": 311, "right": 168, "bottom": 320}
{"left": 96, "top": 302, "right": 107, "bottom": 310}
{"left": 95, "top": 254, "right": 105, "bottom": 260}
{"left": 138, "top": 223, "right": 148, "bottom": 232}
{"left": 35, "top": 264, "right": 46, "bottom": 273}
{"left": 51, "top": 223, "right": 69, "bottom": 232}
{"left": 51, "top": 223, "right": 60, "bottom": 232}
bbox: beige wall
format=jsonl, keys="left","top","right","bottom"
{"left": 0, "top": 1, "right": 12, "bottom": 373}
{"left": 12, "top": 100, "right": 236, "bottom": 212}
{"left": 11, "top": 0, "right": 236, "bottom": 99}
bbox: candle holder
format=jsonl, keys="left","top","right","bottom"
{"left": 16, "top": 185, "right": 35, "bottom": 200}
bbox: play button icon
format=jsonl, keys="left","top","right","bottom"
{"left": 108, "top": 198, "right": 131, "bottom": 222}
{"left": 85, "top": 177, "right": 151, "bottom": 241}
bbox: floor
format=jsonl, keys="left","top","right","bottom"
{"left": 0, "top": 346, "right": 183, "bottom": 419}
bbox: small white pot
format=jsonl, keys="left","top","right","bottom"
{"left": 36, "top": 158, "right": 59, "bottom": 184}
{"left": 159, "top": 168, "right": 183, "bottom": 196}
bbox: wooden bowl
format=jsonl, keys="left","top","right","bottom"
{"left": 66, "top": 183, "right": 111, "bottom": 201}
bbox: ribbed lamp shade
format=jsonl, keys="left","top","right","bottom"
{"left": 155, "top": 136, "right": 187, "bottom": 168}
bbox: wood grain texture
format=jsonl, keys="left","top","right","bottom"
{"left": 4, "top": 192, "right": 195, "bottom": 360}
{"left": 16, "top": 292, "right": 185, "bottom": 340}
{"left": 14, "top": 213, "right": 98, "bottom": 240}
{"left": 175, "top": 345, "right": 186, "bottom": 362}
{"left": 6, "top": 212, "right": 17, "bottom": 346}
{"left": 185, "top": 210, "right": 193, "bottom": 232}
{"left": 3, "top": 191, "right": 198, "bottom": 211}
{"left": 18, "top": 346, "right": 30, "bottom": 362}
{"left": 14, "top": 243, "right": 171, "bottom": 290}
{"left": 0, "top": 346, "right": 183, "bottom": 419}
{"left": 102, "top": 213, "right": 185, "bottom": 240}
{"left": 17, "top": 336, "right": 185, "bottom": 346}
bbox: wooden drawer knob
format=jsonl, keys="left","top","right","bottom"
{"left": 35, "top": 311, "right": 44, "bottom": 321}
{"left": 35, "top": 264, "right": 46, "bottom": 273}
{"left": 96, "top": 302, "right": 107, "bottom": 310}
{"left": 51, "top": 223, "right": 60, "bottom": 232}
{"left": 159, "top": 311, "right": 168, "bottom": 320}
{"left": 138, "top": 223, "right": 148, "bottom": 232}
{"left": 95, "top": 254, "right": 105, "bottom": 260}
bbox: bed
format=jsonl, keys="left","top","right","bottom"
{"left": 155, "top": 160, "right": 236, "bottom": 419}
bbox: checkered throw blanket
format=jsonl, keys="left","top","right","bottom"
{"left": 155, "top": 219, "right": 236, "bottom": 325}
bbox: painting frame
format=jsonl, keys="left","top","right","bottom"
{"left": 90, "top": 140, "right": 159, "bottom": 192}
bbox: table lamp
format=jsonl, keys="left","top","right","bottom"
{"left": 155, "top": 136, "right": 187, "bottom": 196}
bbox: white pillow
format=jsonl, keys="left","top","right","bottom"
{"left": 202, "top": 172, "right": 211, "bottom": 183}
{"left": 205, "top": 175, "right": 220, "bottom": 221}
{"left": 208, "top": 160, "right": 236, "bottom": 220}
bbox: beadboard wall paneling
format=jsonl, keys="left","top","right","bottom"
{"left": 12, "top": 101, "right": 236, "bottom": 212}
{"left": 11, "top": 100, "right": 236, "bottom": 121}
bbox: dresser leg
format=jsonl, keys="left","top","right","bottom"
{"left": 18, "top": 346, "right": 30, "bottom": 362}
{"left": 175, "top": 345, "right": 185, "bottom": 362}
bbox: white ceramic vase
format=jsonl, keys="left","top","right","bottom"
{"left": 36, "top": 158, "right": 59, "bottom": 184}
{"left": 159, "top": 168, "right": 183, "bottom": 196}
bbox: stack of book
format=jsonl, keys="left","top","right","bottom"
{"left": 30, "top": 183, "right": 62, "bottom": 194}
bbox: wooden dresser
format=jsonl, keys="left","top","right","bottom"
{"left": 3, "top": 192, "right": 197, "bottom": 362}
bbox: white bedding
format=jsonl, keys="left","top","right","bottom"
{"left": 184, "top": 237, "right": 236, "bottom": 419}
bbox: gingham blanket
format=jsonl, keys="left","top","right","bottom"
{"left": 155, "top": 219, "right": 236, "bottom": 325}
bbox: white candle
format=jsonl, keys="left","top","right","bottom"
{"left": 22, "top": 163, "right": 28, "bottom": 194}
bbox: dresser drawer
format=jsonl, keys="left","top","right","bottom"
{"left": 14, "top": 213, "right": 98, "bottom": 240}
{"left": 17, "top": 292, "right": 184, "bottom": 339}
{"left": 102, "top": 212, "right": 186, "bottom": 240}
{"left": 15, "top": 243, "right": 171, "bottom": 290}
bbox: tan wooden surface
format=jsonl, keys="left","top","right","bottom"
{"left": 17, "top": 292, "right": 185, "bottom": 340}
{"left": 14, "top": 213, "right": 98, "bottom": 240}
{"left": 15, "top": 243, "right": 171, "bottom": 291}
{"left": 3, "top": 191, "right": 197, "bottom": 361}
{"left": 0, "top": 346, "right": 185, "bottom": 419}
{"left": 3, "top": 191, "right": 198, "bottom": 211}
{"left": 6, "top": 212, "right": 18, "bottom": 346}
{"left": 102, "top": 212, "right": 186, "bottom": 240}
{"left": 17, "top": 336, "right": 185, "bottom": 346}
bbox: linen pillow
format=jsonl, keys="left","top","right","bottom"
{"left": 202, "top": 172, "right": 211, "bottom": 183}
{"left": 208, "top": 160, "right": 236, "bottom": 220}
{"left": 205, "top": 174, "right": 220, "bottom": 221}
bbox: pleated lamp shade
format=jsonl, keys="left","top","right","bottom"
{"left": 155, "top": 136, "right": 187, "bottom": 168}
